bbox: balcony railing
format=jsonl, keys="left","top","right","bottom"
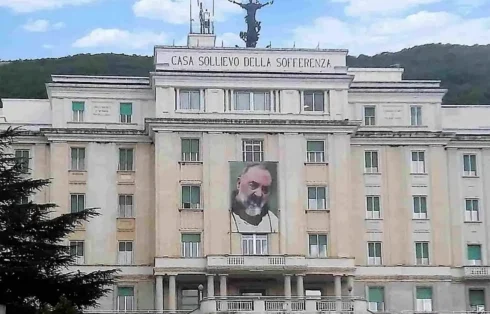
{"left": 202, "top": 296, "right": 365, "bottom": 314}
{"left": 463, "top": 266, "right": 490, "bottom": 278}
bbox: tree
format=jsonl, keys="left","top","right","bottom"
{"left": 0, "top": 128, "right": 119, "bottom": 314}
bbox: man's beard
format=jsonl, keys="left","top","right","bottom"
{"left": 237, "top": 193, "right": 265, "bottom": 217}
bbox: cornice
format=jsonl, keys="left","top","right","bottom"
{"left": 146, "top": 118, "right": 360, "bottom": 136}
{"left": 351, "top": 131, "right": 455, "bottom": 146}
{"left": 41, "top": 128, "right": 152, "bottom": 143}
{"left": 152, "top": 72, "right": 353, "bottom": 90}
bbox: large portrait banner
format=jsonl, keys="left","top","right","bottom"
{"left": 229, "top": 162, "right": 278, "bottom": 233}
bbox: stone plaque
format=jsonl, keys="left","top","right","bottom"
{"left": 93, "top": 105, "right": 111, "bottom": 116}
{"left": 383, "top": 105, "right": 403, "bottom": 122}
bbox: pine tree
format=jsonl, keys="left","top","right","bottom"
{"left": 0, "top": 128, "right": 119, "bottom": 314}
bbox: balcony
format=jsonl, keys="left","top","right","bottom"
{"left": 207, "top": 255, "right": 307, "bottom": 272}
{"left": 201, "top": 296, "right": 366, "bottom": 314}
{"left": 463, "top": 266, "right": 490, "bottom": 279}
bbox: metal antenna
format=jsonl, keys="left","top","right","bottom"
{"left": 189, "top": 0, "right": 192, "bottom": 33}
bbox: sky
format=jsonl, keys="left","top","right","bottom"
{"left": 0, "top": 0, "right": 490, "bottom": 60}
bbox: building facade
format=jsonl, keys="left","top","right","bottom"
{"left": 1, "top": 33, "right": 490, "bottom": 313}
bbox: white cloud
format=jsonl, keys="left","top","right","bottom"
{"left": 42, "top": 44, "right": 54, "bottom": 49}
{"left": 72, "top": 28, "right": 167, "bottom": 51}
{"left": 0, "top": 0, "right": 96, "bottom": 13}
{"left": 133, "top": 0, "right": 241, "bottom": 24}
{"left": 331, "top": 0, "right": 441, "bottom": 16}
{"left": 291, "top": 11, "right": 490, "bottom": 55}
{"left": 22, "top": 19, "right": 65, "bottom": 32}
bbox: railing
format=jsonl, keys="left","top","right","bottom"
{"left": 464, "top": 266, "right": 490, "bottom": 277}
{"left": 207, "top": 255, "right": 307, "bottom": 270}
{"left": 202, "top": 296, "right": 365, "bottom": 313}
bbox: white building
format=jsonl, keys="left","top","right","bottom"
{"left": 1, "top": 32, "right": 490, "bottom": 314}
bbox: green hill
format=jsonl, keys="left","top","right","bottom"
{"left": 1, "top": 43, "right": 490, "bottom": 104}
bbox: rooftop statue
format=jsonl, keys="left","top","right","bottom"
{"left": 228, "top": 0, "right": 274, "bottom": 48}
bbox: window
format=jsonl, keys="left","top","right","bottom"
{"left": 118, "top": 241, "right": 133, "bottom": 265}
{"left": 14, "top": 149, "right": 30, "bottom": 173}
{"left": 181, "top": 234, "right": 201, "bottom": 258}
{"left": 411, "top": 106, "right": 422, "bottom": 126}
{"left": 304, "top": 91, "right": 324, "bottom": 112}
{"left": 69, "top": 241, "right": 84, "bottom": 264}
{"left": 120, "top": 102, "right": 132, "bottom": 123}
{"left": 464, "top": 154, "right": 477, "bottom": 176}
{"left": 117, "top": 287, "right": 134, "bottom": 311}
{"left": 181, "top": 139, "right": 200, "bottom": 162}
{"left": 469, "top": 290, "right": 485, "bottom": 312}
{"left": 413, "top": 196, "right": 428, "bottom": 219}
{"left": 307, "top": 186, "right": 327, "bottom": 210}
{"left": 308, "top": 234, "right": 327, "bottom": 257}
{"left": 70, "top": 147, "right": 85, "bottom": 171}
{"left": 468, "top": 245, "right": 482, "bottom": 265}
{"left": 368, "top": 287, "right": 385, "bottom": 312}
{"left": 119, "top": 148, "right": 134, "bottom": 171}
{"left": 180, "top": 90, "right": 201, "bottom": 110}
{"left": 118, "top": 194, "right": 133, "bottom": 218}
{"left": 306, "top": 141, "right": 325, "bottom": 163}
{"left": 70, "top": 194, "right": 85, "bottom": 213}
{"left": 242, "top": 234, "right": 267, "bottom": 255}
{"left": 411, "top": 151, "right": 426, "bottom": 174}
{"left": 242, "top": 139, "right": 263, "bottom": 162}
{"left": 364, "top": 106, "right": 376, "bottom": 126}
{"left": 465, "top": 199, "right": 480, "bottom": 222}
{"left": 72, "top": 101, "right": 85, "bottom": 122}
{"left": 235, "top": 91, "right": 271, "bottom": 111}
{"left": 182, "top": 185, "right": 201, "bottom": 209}
{"left": 368, "top": 242, "right": 382, "bottom": 265}
{"left": 415, "top": 242, "right": 430, "bottom": 265}
{"left": 365, "top": 151, "right": 379, "bottom": 173}
{"left": 19, "top": 196, "right": 29, "bottom": 205}
{"left": 366, "top": 196, "right": 381, "bottom": 219}
{"left": 181, "top": 289, "right": 200, "bottom": 310}
{"left": 416, "top": 287, "right": 433, "bottom": 312}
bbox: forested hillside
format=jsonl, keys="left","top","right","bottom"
{"left": 1, "top": 44, "right": 489, "bottom": 104}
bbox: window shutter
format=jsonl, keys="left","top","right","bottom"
{"left": 308, "top": 187, "right": 316, "bottom": 199}
{"left": 309, "top": 235, "right": 318, "bottom": 246}
{"left": 307, "top": 141, "right": 323, "bottom": 152}
{"left": 368, "top": 287, "right": 384, "bottom": 303}
{"left": 416, "top": 287, "right": 432, "bottom": 299}
{"left": 470, "top": 155, "right": 476, "bottom": 170}
{"left": 470, "top": 290, "right": 485, "bottom": 306}
{"left": 365, "top": 152, "right": 370, "bottom": 168}
{"left": 368, "top": 243, "right": 375, "bottom": 257}
{"left": 72, "top": 101, "right": 85, "bottom": 111}
{"left": 468, "top": 245, "right": 482, "bottom": 260}
{"left": 182, "top": 234, "right": 201, "bottom": 242}
{"left": 71, "top": 195, "right": 77, "bottom": 213}
{"left": 421, "top": 197, "right": 427, "bottom": 213}
{"left": 464, "top": 155, "right": 470, "bottom": 171}
{"left": 77, "top": 196, "right": 84, "bottom": 212}
{"left": 319, "top": 235, "right": 327, "bottom": 247}
{"left": 412, "top": 152, "right": 417, "bottom": 161}
{"left": 317, "top": 187, "right": 326, "bottom": 200}
{"left": 423, "top": 243, "right": 429, "bottom": 257}
{"left": 182, "top": 139, "right": 190, "bottom": 154}
{"left": 374, "top": 197, "right": 380, "bottom": 211}
{"left": 120, "top": 103, "right": 133, "bottom": 115}
{"left": 372, "top": 152, "right": 378, "bottom": 167}
{"left": 191, "top": 186, "right": 200, "bottom": 204}
{"left": 191, "top": 139, "right": 199, "bottom": 153}
{"left": 127, "top": 149, "right": 134, "bottom": 169}
{"left": 118, "top": 287, "right": 134, "bottom": 297}
{"left": 182, "top": 186, "right": 190, "bottom": 203}
{"left": 416, "top": 243, "right": 422, "bottom": 258}
{"left": 367, "top": 197, "right": 373, "bottom": 212}
{"left": 119, "top": 149, "right": 126, "bottom": 168}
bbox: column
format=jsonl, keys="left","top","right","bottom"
{"left": 200, "top": 89, "right": 205, "bottom": 111}
{"left": 284, "top": 275, "right": 292, "bottom": 298}
{"left": 296, "top": 275, "right": 304, "bottom": 297}
{"left": 168, "top": 275, "right": 176, "bottom": 313}
{"left": 224, "top": 90, "right": 229, "bottom": 112}
{"left": 300, "top": 90, "right": 304, "bottom": 112}
{"left": 347, "top": 276, "right": 354, "bottom": 297}
{"left": 207, "top": 274, "right": 215, "bottom": 298}
{"left": 175, "top": 88, "right": 180, "bottom": 110}
{"left": 155, "top": 275, "right": 164, "bottom": 311}
{"left": 270, "top": 90, "right": 275, "bottom": 112}
{"left": 230, "top": 89, "right": 234, "bottom": 110}
{"left": 219, "top": 275, "right": 227, "bottom": 297}
{"left": 334, "top": 275, "right": 342, "bottom": 311}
